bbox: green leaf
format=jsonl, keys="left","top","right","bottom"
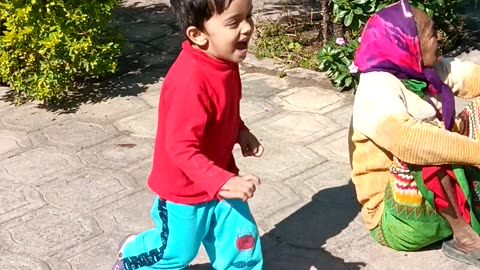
{"left": 334, "top": 74, "right": 347, "bottom": 87}
{"left": 353, "top": 7, "right": 363, "bottom": 15}
{"left": 0, "top": 0, "right": 122, "bottom": 103}
{"left": 425, "top": 8, "right": 434, "bottom": 17}
{"left": 333, "top": 4, "right": 340, "bottom": 16}
{"left": 338, "top": 10, "right": 348, "bottom": 19}
{"left": 344, "top": 11, "right": 354, "bottom": 27}
{"left": 376, "top": 3, "right": 387, "bottom": 11}
{"left": 345, "top": 77, "right": 353, "bottom": 87}
{"left": 416, "top": 2, "right": 425, "bottom": 10}
{"left": 350, "top": 18, "right": 361, "bottom": 33}
{"left": 366, "top": 2, "right": 376, "bottom": 13}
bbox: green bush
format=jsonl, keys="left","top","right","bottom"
{"left": 320, "top": 0, "right": 465, "bottom": 91}
{"left": 331, "top": 0, "right": 464, "bottom": 41}
{"left": 318, "top": 38, "right": 359, "bottom": 90}
{"left": 0, "top": 0, "right": 122, "bottom": 103}
{"left": 331, "top": 0, "right": 380, "bottom": 36}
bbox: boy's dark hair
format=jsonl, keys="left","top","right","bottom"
{"left": 170, "top": 0, "right": 234, "bottom": 33}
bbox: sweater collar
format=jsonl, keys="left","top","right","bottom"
{"left": 181, "top": 40, "right": 236, "bottom": 71}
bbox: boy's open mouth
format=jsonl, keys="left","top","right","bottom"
{"left": 236, "top": 40, "right": 249, "bottom": 51}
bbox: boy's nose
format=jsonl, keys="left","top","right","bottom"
{"left": 241, "top": 20, "right": 254, "bottom": 35}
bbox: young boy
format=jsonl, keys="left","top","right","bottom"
{"left": 112, "top": 0, "right": 264, "bottom": 269}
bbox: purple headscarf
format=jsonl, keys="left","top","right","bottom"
{"left": 354, "top": 0, "right": 455, "bottom": 130}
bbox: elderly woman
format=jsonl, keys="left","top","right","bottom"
{"left": 349, "top": 0, "right": 480, "bottom": 266}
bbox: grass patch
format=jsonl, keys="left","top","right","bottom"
{"left": 251, "top": 13, "right": 322, "bottom": 71}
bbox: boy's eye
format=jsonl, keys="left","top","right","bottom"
{"left": 227, "top": 20, "right": 240, "bottom": 27}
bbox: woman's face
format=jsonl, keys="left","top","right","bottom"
{"left": 413, "top": 8, "right": 439, "bottom": 67}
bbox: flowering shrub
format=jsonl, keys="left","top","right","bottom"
{"left": 0, "top": 0, "right": 122, "bottom": 103}
{"left": 318, "top": 38, "right": 359, "bottom": 90}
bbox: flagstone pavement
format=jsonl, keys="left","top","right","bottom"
{"left": 1, "top": 1, "right": 480, "bottom": 269}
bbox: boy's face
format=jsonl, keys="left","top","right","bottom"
{"left": 201, "top": 0, "right": 254, "bottom": 63}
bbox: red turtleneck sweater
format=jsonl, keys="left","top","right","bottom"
{"left": 147, "top": 41, "right": 248, "bottom": 204}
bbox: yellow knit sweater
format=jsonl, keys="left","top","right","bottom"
{"left": 349, "top": 57, "right": 480, "bottom": 230}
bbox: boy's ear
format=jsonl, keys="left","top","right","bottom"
{"left": 186, "top": 26, "right": 208, "bottom": 47}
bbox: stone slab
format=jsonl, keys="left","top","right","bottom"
{"left": 240, "top": 98, "right": 279, "bottom": 123}
{"left": 0, "top": 185, "right": 45, "bottom": 225}
{"left": 235, "top": 141, "right": 325, "bottom": 182}
{"left": 39, "top": 167, "right": 140, "bottom": 212}
{"left": 241, "top": 54, "right": 286, "bottom": 75}
{"left": 0, "top": 87, "right": 12, "bottom": 112}
{"left": 56, "top": 233, "right": 128, "bottom": 270}
{"left": 248, "top": 180, "right": 303, "bottom": 223}
{"left": 267, "top": 189, "right": 360, "bottom": 249}
{"left": 0, "top": 129, "right": 31, "bottom": 158}
{"left": 78, "top": 135, "right": 153, "bottom": 169}
{"left": 76, "top": 96, "right": 149, "bottom": 121}
{"left": 241, "top": 73, "right": 290, "bottom": 99}
{"left": 348, "top": 236, "right": 467, "bottom": 270}
{"left": 121, "top": 0, "right": 170, "bottom": 8}
{"left": 31, "top": 119, "right": 119, "bottom": 152}
{"left": 263, "top": 243, "right": 353, "bottom": 270}
{"left": 255, "top": 199, "right": 310, "bottom": 235}
{"left": 0, "top": 6, "right": 477, "bottom": 268}
{"left": 0, "top": 253, "right": 50, "bottom": 270}
{"left": 0, "top": 208, "right": 102, "bottom": 257}
{"left": 0, "top": 147, "right": 83, "bottom": 184}
{"left": 250, "top": 111, "right": 344, "bottom": 145}
{"left": 283, "top": 162, "right": 353, "bottom": 200}
{"left": 44, "top": 258, "right": 73, "bottom": 270}
{"left": 138, "top": 82, "right": 162, "bottom": 107}
{"left": 0, "top": 105, "right": 72, "bottom": 132}
{"left": 301, "top": 162, "right": 353, "bottom": 194}
{"left": 95, "top": 189, "right": 156, "bottom": 233}
{"left": 114, "top": 108, "right": 158, "bottom": 139}
{"left": 271, "top": 87, "right": 347, "bottom": 114}
{"left": 123, "top": 22, "right": 174, "bottom": 42}
{"left": 326, "top": 104, "right": 353, "bottom": 129}
{"left": 307, "top": 129, "right": 350, "bottom": 163}
{"left": 126, "top": 158, "right": 153, "bottom": 188}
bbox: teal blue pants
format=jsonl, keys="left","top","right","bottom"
{"left": 121, "top": 197, "right": 263, "bottom": 270}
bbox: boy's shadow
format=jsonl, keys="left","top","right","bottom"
{"left": 189, "top": 182, "right": 365, "bottom": 269}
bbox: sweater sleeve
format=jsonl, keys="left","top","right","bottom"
{"left": 434, "top": 57, "right": 480, "bottom": 98}
{"left": 164, "top": 82, "right": 234, "bottom": 198}
{"left": 353, "top": 72, "right": 480, "bottom": 166}
{"left": 370, "top": 114, "right": 480, "bottom": 165}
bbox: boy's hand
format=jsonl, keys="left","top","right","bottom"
{"left": 238, "top": 130, "right": 264, "bottom": 157}
{"left": 218, "top": 175, "right": 260, "bottom": 201}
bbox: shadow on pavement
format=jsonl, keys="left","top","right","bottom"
{"left": 262, "top": 182, "right": 364, "bottom": 270}
{"left": 189, "top": 182, "right": 364, "bottom": 270}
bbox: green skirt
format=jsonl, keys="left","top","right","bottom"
{"left": 371, "top": 100, "right": 480, "bottom": 251}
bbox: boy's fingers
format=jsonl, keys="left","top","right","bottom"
{"left": 243, "top": 175, "right": 260, "bottom": 186}
{"left": 241, "top": 144, "right": 252, "bottom": 156}
{"left": 245, "top": 181, "right": 256, "bottom": 193}
{"left": 219, "top": 190, "right": 248, "bottom": 201}
{"left": 254, "top": 145, "right": 264, "bottom": 157}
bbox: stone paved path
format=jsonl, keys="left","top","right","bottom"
{"left": 1, "top": 1, "right": 480, "bottom": 270}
